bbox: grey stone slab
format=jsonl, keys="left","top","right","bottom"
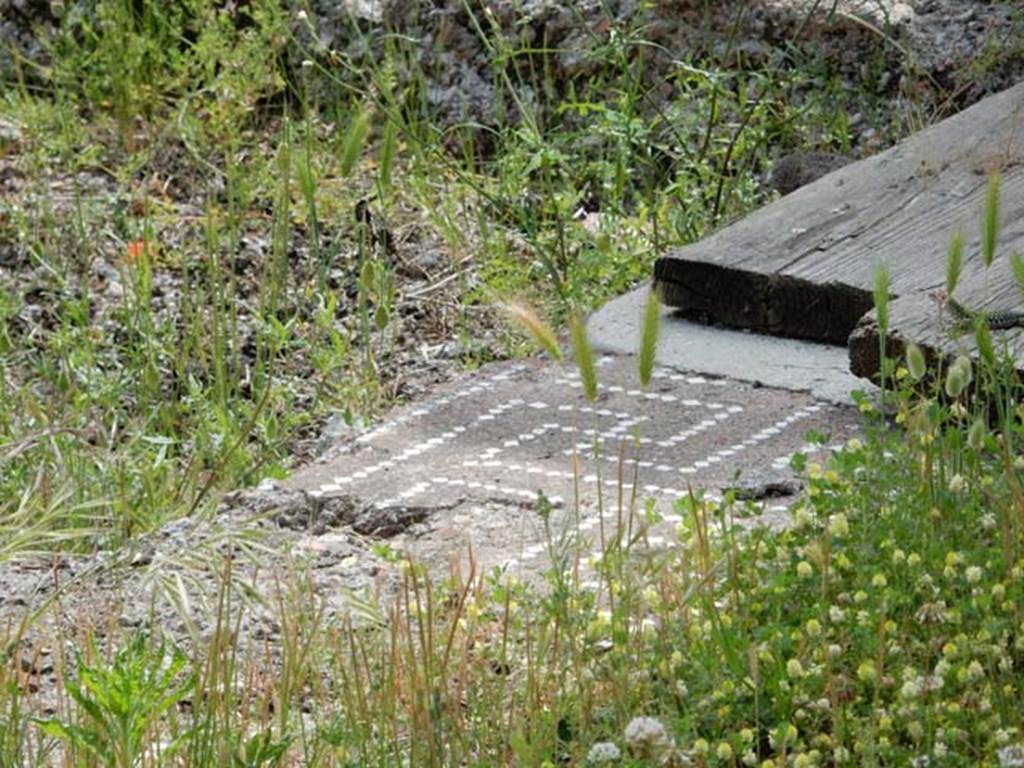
{"left": 588, "top": 284, "right": 873, "bottom": 405}
{"left": 287, "top": 354, "right": 861, "bottom": 575}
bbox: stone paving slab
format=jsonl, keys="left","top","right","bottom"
{"left": 287, "top": 354, "right": 862, "bottom": 577}
{"left": 588, "top": 285, "right": 871, "bottom": 404}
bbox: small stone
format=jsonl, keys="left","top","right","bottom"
{"left": 769, "top": 152, "right": 851, "bottom": 196}
{"left": 0, "top": 119, "right": 22, "bottom": 147}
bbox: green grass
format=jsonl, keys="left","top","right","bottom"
{"left": 2, "top": 1, "right": 1023, "bottom": 765}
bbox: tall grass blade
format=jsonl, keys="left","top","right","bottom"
{"left": 975, "top": 319, "right": 995, "bottom": 370}
{"left": 946, "top": 229, "right": 963, "bottom": 297}
{"left": 873, "top": 262, "right": 890, "bottom": 337}
{"left": 379, "top": 119, "right": 397, "bottom": 191}
{"left": 340, "top": 107, "right": 371, "bottom": 178}
{"left": 982, "top": 173, "right": 1000, "bottom": 269}
{"left": 638, "top": 289, "right": 660, "bottom": 388}
{"left": 1011, "top": 252, "right": 1024, "bottom": 302}
{"left": 499, "top": 301, "right": 562, "bottom": 361}
{"left": 570, "top": 314, "right": 598, "bottom": 402}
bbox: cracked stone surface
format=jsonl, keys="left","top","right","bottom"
{"left": 287, "top": 354, "right": 862, "bottom": 578}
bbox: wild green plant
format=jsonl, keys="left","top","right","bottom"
{"left": 37, "top": 634, "right": 194, "bottom": 767}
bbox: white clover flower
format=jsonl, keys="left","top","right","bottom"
{"left": 797, "top": 561, "right": 813, "bottom": 579}
{"left": 586, "top": 741, "right": 622, "bottom": 764}
{"left": 998, "top": 744, "right": 1024, "bottom": 768}
{"left": 624, "top": 716, "right": 674, "bottom": 760}
{"left": 948, "top": 474, "right": 966, "bottom": 493}
{"left": 966, "top": 659, "right": 985, "bottom": 681}
{"left": 296, "top": 9, "right": 308, "bottom": 20}
{"left": 829, "top": 605, "right": 846, "bottom": 623}
{"left": 793, "top": 506, "right": 814, "bottom": 528}
{"left": 828, "top": 513, "right": 849, "bottom": 538}
{"left": 786, "top": 659, "right": 805, "bottom": 679}
{"left": 966, "top": 565, "right": 983, "bottom": 584}
{"left": 918, "top": 675, "right": 940, "bottom": 695}
{"left": 900, "top": 677, "right": 922, "bottom": 699}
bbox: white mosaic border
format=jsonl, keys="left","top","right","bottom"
{"left": 312, "top": 388, "right": 740, "bottom": 498}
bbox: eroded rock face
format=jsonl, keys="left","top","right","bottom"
{"left": 0, "top": 0, "right": 57, "bottom": 79}
{"left": 298, "top": 0, "right": 1024, "bottom": 135}
{"left": 219, "top": 486, "right": 361, "bottom": 534}
{"left": 7, "top": 1, "right": 1018, "bottom": 136}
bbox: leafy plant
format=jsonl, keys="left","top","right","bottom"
{"left": 37, "top": 634, "right": 194, "bottom": 767}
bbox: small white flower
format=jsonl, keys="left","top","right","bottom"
{"left": 948, "top": 474, "right": 966, "bottom": 493}
{"left": 828, "top": 513, "right": 850, "bottom": 538}
{"left": 296, "top": 9, "right": 308, "bottom": 20}
{"left": 624, "top": 716, "right": 674, "bottom": 760}
{"left": 900, "top": 677, "right": 922, "bottom": 699}
{"left": 966, "top": 659, "right": 985, "bottom": 681}
{"left": 966, "top": 565, "right": 983, "bottom": 584}
{"left": 586, "top": 741, "right": 622, "bottom": 764}
{"left": 998, "top": 744, "right": 1024, "bottom": 768}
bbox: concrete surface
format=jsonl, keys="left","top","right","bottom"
{"left": 287, "top": 354, "right": 861, "bottom": 577}
{"left": 588, "top": 284, "right": 872, "bottom": 404}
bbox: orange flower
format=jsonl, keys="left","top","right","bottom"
{"left": 126, "top": 240, "right": 147, "bottom": 262}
